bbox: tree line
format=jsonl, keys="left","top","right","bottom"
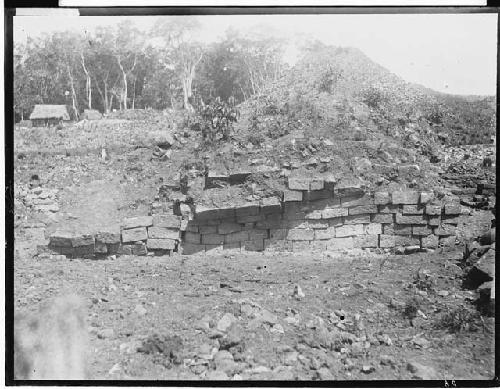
{"left": 14, "top": 17, "right": 287, "bottom": 121}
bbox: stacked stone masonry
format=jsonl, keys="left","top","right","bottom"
{"left": 47, "top": 177, "right": 463, "bottom": 258}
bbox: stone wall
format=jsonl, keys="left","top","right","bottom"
{"left": 47, "top": 177, "right": 464, "bottom": 258}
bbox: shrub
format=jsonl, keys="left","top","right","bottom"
{"left": 199, "top": 97, "right": 240, "bottom": 144}
{"left": 434, "top": 306, "right": 478, "bottom": 333}
{"left": 362, "top": 87, "right": 388, "bottom": 110}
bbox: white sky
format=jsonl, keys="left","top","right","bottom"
{"left": 14, "top": 13, "right": 497, "bottom": 96}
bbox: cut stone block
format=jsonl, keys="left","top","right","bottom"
{"left": 148, "top": 227, "right": 179, "bottom": 240}
{"left": 439, "top": 236, "right": 456, "bottom": 247}
{"left": 391, "top": 191, "right": 420, "bottom": 205}
{"left": 180, "top": 219, "right": 188, "bottom": 232}
{"left": 435, "top": 224, "right": 457, "bottom": 236}
{"left": 243, "top": 239, "right": 264, "bottom": 251}
{"left": 421, "top": 234, "right": 438, "bottom": 248}
{"left": 218, "top": 222, "right": 242, "bottom": 235}
{"left": 235, "top": 202, "right": 260, "bottom": 217}
{"left": 260, "top": 197, "right": 281, "bottom": 213}
{"left": 223, "top": 242, "right": 241, "bottom": 251}
{"left": 283, "top": 190, "right": 303, "bottom": 202}
{"left": 71, "top": 234, "right": 95, "bottom": 248}
{"left": 349, "top": 205, "right": 378, "bottom": 215}
{"left": 94, "top": 241, "right": 107, "bottom": 254}
{"left": 310, "top": 179, "right": 324, "bottom": 191}
{"left": 371, "top": 214, "right": 394, "bottom": 223}
{"left": 412, "top": 226, "right": 433, "bottom": 236}
{"left": 49, "top": 231, "right": 73, "bottom": 247}
{"left": 395, "top": 214, "right": 427, "bottom": 225}
{"left": 121, "top": 216, "right": 153, "bottom": 230}
{"left": 394, "top": 236, "right": 420, "bottom": 247}
{"left": 335, "top": 224, "right": 364, "bottom": 237}
{"left": 315, "top": 227, "right": 336, "bottom": 240}
{"left": 442, "top": 215, "right": 459, "bottom": 225}
{"left": 444, "top": 203, "right": 461, "bottom": 215}
{"left": 328, "top": 217, "right": 343, "bottom": 227}
{"left": 364, "top": 223, "right": 382, "bottom": 235}
{"left": 306, "top": 190, "right": 332, "bottom": 201}
{"left": 153, "top": 214, "right": 181, "bottom": 229}
{"left": 199, "top": 225, "right": 217, "bottom": 234}
{"left": 334, "top": 183, "right": 364, "bottom": 198}
{"left": 341, "top": 195, "right": 374, "bottom": 207}
{"left": 310, "top": 240, "right": 327, "bottom": 252}
{"left": 202, "top": 233, "right": 225, "bottom": 245}
{"left": 378, "top": 204, "right": 400, "bottom": 214}
{"left": 185, "top": 232, "right": 201, "bottom": 244}
{"left": 73, "top": 244, "right": 95, "bottom": 257}
{"left": 402, "top": 205, "right": 424, "bottom": 215}
{"left": 95, "top": 229, "right": 121, "bottom": 244}
{"left": 132, "top": 242, "right": 147, "bottom": 256}
{"left": 344, "top": 214, "right": 370, "bottom": 224}
{"left": 256, "top": 219, "right": 282, "bottom": 230}
{"left": 248, "top": 229, "right": 269, "bottom": 241}
{"left": 287, "top": 228, "right": 314, "bottom": 241}
{"left": 322, "top": 207, "right": 348, "bottom": 218}
{"left": 185, "top": 224, "right": 199, "bottom": 233}
{"left": 269, "top": 228, "right": 288, "bottom": 240}
{"left": 195, "top": 205, "right": 235, "bottom": 220}
{"left": 305, "top": 210, "right": 323, "bottom": 220}
{"left": 147, "top": 238, "right": 176, "bottom": 250}
{"left": 379, "top": 235, "right": 396, "bottom": 248}
{"left": 427, "top": 216, "right": 441, "bottom": 226}
{"left": 122, "top": 227, "right": 148, "bottom": 243}
{"left": 353, "top": 234, "right": 379, "bottom": 248}
{"left": 292, "top": 241, "right": 310, "bottom": 252}
{"left": 107, "top": 243, "right": 120, "bottom": 254}
{"left": 288, "top": 177, "right": 310, "bottom": 191}
{"left": 182, "top": 243, "right": 205, "bottom": 255}
{"left": 118, "top": 245, "right": 133, "bottom": 255}
{"left": 225, "top": 231, "right": 249, "bottom": 244}
{"left": 374, "top": 192, "right": 391, "bottom": 205}
{"left": 327, "top": 237, "right": 354, "bottom": 251}
{"left": 425, "top": 205, "right": 442, "bottom": 216}
{"left": 420, "top": 192, "right": 434, "bottom": 204}
{"left": 237, "top": 214, "right": 265, "bottom": 223}
{"left": 308, "top": 220, "right": 329, "bottom": 229}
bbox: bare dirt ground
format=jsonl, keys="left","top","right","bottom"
{"left": 12, "top": 118, "right": 495, "bottom": 381}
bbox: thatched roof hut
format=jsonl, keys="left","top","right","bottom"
{"left": 30, "top": 105, "right": 70, "bottom": 121}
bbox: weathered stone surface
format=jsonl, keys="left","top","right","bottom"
{"left": 260, "top": 197, "right": 281, "bottom": 213}
{"left": 225, "top": 231, "right": 249, "bottom": 244}
{"left": 412, "top": 226, "right": 433, "bottom": 236}
{"left": 378, "top": 204, "right": 400, "bottom": 214}
{"left": 435, "top": 224, "right": 457, "bottom": 236}
{"left": 71, "top": 234, "right": 95, "bottom": 247}
{"left": 305, "top": 210, "right": 323, "bottom": 220}
{"left": 256, "top": 218, "right": 283, "bottom": 230}
{"left": 283, "top": 190, "right": 303, "bottom": 202}
{"left": 107, "top": 243, "right": 120, "bottom": 254}
{"left": 395, "top": 214, "right": 427, "bottom": 225}
{"left": 49, "top": 231, "right": 74, "bottom": 247}
{"left": 315, "top": 227, "right": 336, "bottom": 240}
{"left": 182, "top": 243, "right": 205, "bottom": 255}
{"left": 308, "top": 220, "right": 328, "bottom": 229}
{"left": 344, "top": 214, "right": 370, "bottom": 224}
{"left": 371, "top": 213, "right": 394, "bottom": 223}
{"left": 121, "top": 216, "right": 153, "bottom": 230}
{"left": 335, "top": 224, "right": 364, "bottom": 237}
{"left": 147, "top": 238, "right": 176, "bottom": 250}
{"left": 341, "top": 195, "right": 374, "bottom": 207}
{"left": 202, "top": 233, "right": 225, "bottom": 245}
{"left": 364, "top": 223, "right": 382, "bottom": 235}
{"left": 148, "top": 227, "right": 179, "bottom": 240}
{"left": 237, "top": 214, "right": 265, "bottom": 223}
{"left": 427, "top": 216, "right": 441, "bottom": 226}
{"left": 402, "top": 205, "right": 424, "bottom": 215}
{"left": 306, "top": 189, "right": 332, "bottom": 201}
{"left": 95, "top": 229, "right": 121, "bottom": 244}
{"left": 349, "top": 205, "right": 378, "bottom": 215}
{"left": 180, "top": 219, "right": 188, "bottom": 232}
{"left": 94, "top": 241, "right": 107, "bottom": 254}
{"left": 185, "top": 224, "right": 199, "bottom": 233}
{"left": 248, "top": 229, "right": 269, "bottom": 241}
{"left": 122, "top": 227, "right": 148, "bottom": 243}
{"left": 379, "top": 235, "right": 395, "bottom": 248}
{"left": 391, "top": 191, "right": 420, "bottom": 205}
{"left": 386, "top": 224, "right": 412, "bottom": 235}
{"left": 243, "top": 239, "right": 265, "bottom": 251}
{"left": 310, "top": 240, "right": 327, "bottom": 252}
{"left": 394, "top": 236, "right": 420, "bottom": 246}
{"left": 185, "top": 232, "right": 201, "bottom": 244}
{"left": 269, "top": 228, "right": 288, "bottom": 240}
{"left": 374, "top": 192, "right": 391, "bottom": 205}
{"left": 288, "top": 228, "right": 314, "bottom": 241}
{"left": 292, "top": 241, "right": 310, "bottom": 252}
{"left": 288, "top": 177, "right": 310, "bottom": 191}
{"left": 327, "top": 237, "right": 354, "bottom": 251}
{"left": 310, "top": 179, "right": 324, "bottom": 191}
{"left": 322, "top": 208, "right": 348, "bottom": 218}
{"left": 235, "top": 202, "right": 260, "bottom": 217}
{"left": 353, "top": 234, "right": 379, "bottom": 248}
{"left": 73, "top": 244, "right": 95, "bottom": 257}
{"left": 152, "top": 214, "right": 181, "bottom": 229}
{"left": 131, "top": 241, "right": 147, "bottom": 256}
{"left": 425, "top": 205, "right": 442, "bottom": 216}
{"left": 421, "top": 234, "right": 438, "bottom": 248}
{"left": 439, "top": 236, "right": 456, "bottom": 247}
{"left": 218, "top": 222, "right": 242, "bottom": 235}
{"left": 334, "top": 182, "right": 364, "bottom": 198}
{"left": 328, "top": 217, "right": 343, "bottom": 227}
{"left": 444, "top": 203, "right": 461, "bottom": 215}
{"left": 118, "top": 244, "right": 133, "bottom": 255}
{"left": 420, "top": 192, "right": 434, "bottom": 204}
{"left": 195, "top": 205, "right": 234, "bottom": 220}
{"left": 441, "top": 215, "right": 459, "bottom": 225}
{"left": 199, "top": 225, "right": 217, "bottom": 234}
{"left": 223, "top": 242, "right": 241, "bottom": 251}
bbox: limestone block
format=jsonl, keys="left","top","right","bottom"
{"left": 73, "top": 244, "right": 95, "bottom": 257}
{"left": 364, "top": 223, "right": 382, "bottom": 235}
{"left": 349, "top": 205, "right": 378, "bottom": 215}
{"left": 121, "top": 216, "right": 153, "bottom": 230}
{"left": 427, "top": 216, "right": 441, "bottom": 226}
{"left": 344, "top": 214, "right": 370, "bottom": 224}
{"left": 395, "top": 214, "right": 427, "bottom": 225}
{"left": 412, "top": 226, "right": 433, "bottom": 236}
{"left": 185, "top": 232, "right": 201, "bottom": 244}
{"left": 185, "top": 224, "right": 199, "bottom": 233}
{"left": 107, "top": 243, "right": 120, "bottom": 254}
{"left": 310, "top": 179, "right": 324, "bottom": 191}
{"left": 292, "top": 241, "right": 310, "bottom": 252}
{"left": 394, "top": 236, "right": 420, "bottom": 246}
{"left": 326, "top": 237, "right": 354, "bottom": 251}
{"left": 256, "top": 219, "right": 283, "bottom": 230}
{"left": 147, "top": 238, "right": 176, "bottom": 250}
{"left": 425, "top": 205, "right": 442, "bottom": 216}
{"left": 288, "top": 177, "right": 310, "bottom": 191}
{"left": 305, "top": 210, "right": 323, "bottom": 220}
{"left": 374, "top": 192, "right": 391, "bottom": 205}
{"left": 49, "top": 231, "right": 73, "bottom": 247}
{"left": 199, "top": 225, "right": 217, "bottom": 234}
{"left": 322, "top": 207, "right": 348, "bottom": 218}
{"left": 353, "top": 235, "right": 379, "bottom": 248}
{"left": 341, "top": 195, "right": 374, "bottom": 207}
{"left": 315, "top": 227, "right": 336, "bottom": 240}
{"left": 223, "top": 242, "right": 241, "bottom": 252}
{"left": 283, "top": 190, "right": 303, "bottom": 202}
{"left": 118, "top": 244, "right": 133, "bottom": 255}
{"left": 235, "top": 202, "right": 260, "bottom": 217}
{"left": 444, "top": 203, "right": 461, "bottom": 215}
{"left": 435, "top": 224, "right": 457, "bottom": 236}
{"left": 371, "top": 214, "right": 394, "bottom": 223}
{"left": 152, "top": 214, "right": 181, "bottom": 229}
{"left": 308, "top": 220, "right": 329, "bottom": 229}
{"left": 148, "top": 227, "right": 179, "bottom": 240}
{"left": 306, "top": 190, "right": 332, "bottom": 201}
{"left": 95, "top": 229, "right": 121, "bottom": 245}
{"left": 287, "top": 228, "right": 314, "bottom": 241}
{"left": 391, "top": 191, "right": 420, "bottom": 205}
{"left": 269, "top": 228, "right": 288, "bottom": 240}
{"left": 260, "top": 197, "right": 281, "bottom": 214}
{"left": 218, "top": 222, "right": 242, "bottom": 235}
{"left": 378, "top": 204, "right": 400, "bottom": 214}
{"left": 225, "top": 231, "right": 249, "bottom": 244}
{"left": 421, "top": 234, "right": 438, "bottom": 248}
{"left": 202, "top": 233, "right": 225, "bottom": 245}
{"left": 379, "top": 235, "right": 395, "bottom": 248}
{"left": 70, "top": 234, "right": 94, "bottom": 248}
{"left": 402, "top": 205, "right": 424, "bottom": 215}
{"left": 335, "top": 224, "right": 364, "bottom": 237}
{"left": 442, "top": 215, "right": 459, "bottom": 225}
{"left": 420, "top": 192, "right": 435, "bottom": 204}
{"left": 243, "top": 239, "right": 265, "bottom": 251}
{"left": 439, "top": 236, "right": 456, "bottom": 247}
{"left": 236, "top": 214, "right": 264, "bottom": 223}
{"left": 182, "top": 243, "right": 205, "bottom": 255}
{"left": 328, "top": 217, "right": 343, "bottom": 227}
{"left": 122, "top": 227, "right": 147, "bottom": 243}
{"left": 94, "top": 241, "right": 107, "bottom": 254}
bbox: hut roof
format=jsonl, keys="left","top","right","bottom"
{"left": 29, "top": 105, "right": 70, "bottom": 120}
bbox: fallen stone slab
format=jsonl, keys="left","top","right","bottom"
{"left": 147, "top": 238, "right": 176, "bottom": 250}
{"left": 122, "top": 227, "right": 148, "bottom": 243}
{"left": 153, "top": 214, "right": 181, "bottom": 229}
{"left": 121, "top": 216, "right": 153, "bottom": 230}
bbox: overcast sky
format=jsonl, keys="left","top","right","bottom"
{"left": 14, "top": 13, "right": 497, "bottom": 96}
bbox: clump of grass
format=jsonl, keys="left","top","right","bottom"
{"left": 434, "top": 306, "right": 478, "bottom": 333}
